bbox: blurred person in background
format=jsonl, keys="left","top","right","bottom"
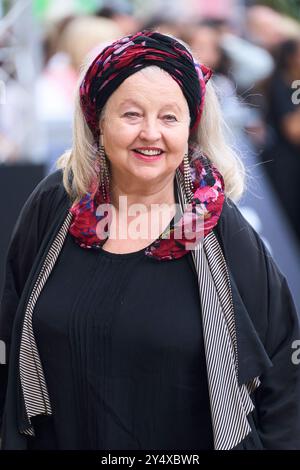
{"left": 42, "top": 14, "right": 76, "bottom": 65}
{"left": 141, "top": 14, "right": 184, "bottom": 38}
{"left": 95, "top": 4, "right": 140, "bottom": 35}
{"left": 261, "top": 37, "right": 300, "bottom": 243}
{"left": 246, "top": 5, "right": 300, "bottom": 53}
{"left": 35, "top": 15, "right": 122, "bottom": 174}
{"left": 0, "top": 55, "right": 20, "bottom": 163}
{"left": 0, "top": 30, "right": 299, "bottom": 451}
{"left": 0, "top": 28, "right": 44, "bottom": 163}
{"left": 181, "top": 22, "right": 265, "bottom": 150}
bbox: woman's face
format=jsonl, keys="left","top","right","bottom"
{"left": 190, "top": 27, "right": 221, "bottom": 69}
{"left": 99, "top": 67, "right": 190, "bottom": 191}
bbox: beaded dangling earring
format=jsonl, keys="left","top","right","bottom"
{"left": 183, "top": 151, "right": 193, "bottom": 203}
{"left": 99, "top": 136, "right": 110, "bottom": 202}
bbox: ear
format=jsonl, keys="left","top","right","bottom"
{"left": 99, "top": 115, "right": 105, "bottom": 135}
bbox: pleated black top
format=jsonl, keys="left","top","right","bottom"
{"left": 30, "top": 233, "right": 214, "bottom": 450}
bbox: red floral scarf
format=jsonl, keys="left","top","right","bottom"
{"left": 69, "top": 145, "right": 225, "bottom": 261}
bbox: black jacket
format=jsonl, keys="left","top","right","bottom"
{"left": 0, "top": 169, "right": 300, "bottom": 449}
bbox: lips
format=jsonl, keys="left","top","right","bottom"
{"left": 133, "top": 147, "right": 164, "bottom": 156}
{"left": 131, "top": 146, "right": 165, "bottom": 162}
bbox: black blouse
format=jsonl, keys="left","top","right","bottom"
{"left": 30, "top": 233, "right": 214, "bottom": 450}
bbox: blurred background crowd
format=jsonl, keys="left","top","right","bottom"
{"left": 0, "top": 0, "right": 300, "bottom": 308}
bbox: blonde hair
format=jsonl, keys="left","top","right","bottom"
{"left": 195, "top": 80, "right": 246, "bottom": 201}
{"left": 57, "top": 58, "right": 246, "bottom": 203}
{"left": 59, "top": 16, "right": 122, "bottom": 71}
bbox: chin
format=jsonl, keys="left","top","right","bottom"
{"left": 129, "top": 161, "right": 166, "bottom": 179}
{"left": 134, "top": 169, "right": 164, "bottom": 182}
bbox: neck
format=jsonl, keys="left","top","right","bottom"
{"left": 110, "top": 174, "right": 177, "bottom": 213}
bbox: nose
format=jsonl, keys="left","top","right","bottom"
{"left": 139, "top": 117, "right": 162, "bottom": 142}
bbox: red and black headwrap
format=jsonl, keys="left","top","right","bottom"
{"left": 80, "top": 30, "right": 212, "bottom": 143}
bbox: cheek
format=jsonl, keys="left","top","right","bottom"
{"left": 112, "top": 122, "right": 139, "bottom": 147}
{"left": 166, "top": 128, "right": 189, "bottom": 152}
{"left": 105, "top": 125, "right": 134, "bottom": 151}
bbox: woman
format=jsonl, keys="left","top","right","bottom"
{"left": 0, "top": 30, "right": 299, "bottom": 450}
{"left": 261, "top": 38, "right": 300, "bottom": 243}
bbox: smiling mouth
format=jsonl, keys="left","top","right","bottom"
{"left": 133, "top": 149, "right": 164, "bottom": 156}
{"left": 131, "top": 149, "right": 164, "bottom": 161}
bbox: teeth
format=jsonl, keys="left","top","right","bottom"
{"left": 135, "top": 149, "right": 162, "bottom": 156}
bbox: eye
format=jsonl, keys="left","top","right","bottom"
{"left": 163, "top": 114, "right": 178, "bottom": 122}
{"left": 123, "top": 112, "right": 141, "bottom": 118}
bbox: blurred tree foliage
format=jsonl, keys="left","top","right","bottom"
{"left": 257, "top": 0, "right": 300, "bottom": 21}
{"left": 2, "top": 0, "right": 12, "bottom": 15}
